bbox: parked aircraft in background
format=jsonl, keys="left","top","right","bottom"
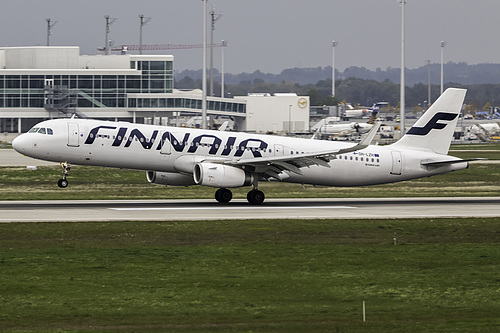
{"left": 468, "top": 123, "right": 500, "bottom": 142}
{"left": 313, "top": 101, "right": 387, "bottom": 137}
{"left": 344, "top": 101, "right": 389, "bottom": 119}
{"left": 13, "top": 88, "right": 473, "bottom": 204}
{"left": 344, "top": 104, "right": 369, "bottom": 118}
{"left": 314, "top": 121, "right": 373, "bottom": 137}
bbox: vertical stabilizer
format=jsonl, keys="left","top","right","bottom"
{"left": 392, "top": 88, "right": 466, "bottom": 154}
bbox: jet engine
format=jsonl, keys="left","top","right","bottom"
{"left": 193, "top": 163, "right": 254, "bottom": 188}
{"left": 146, "top": 171, "right": 196, "bottom": 186}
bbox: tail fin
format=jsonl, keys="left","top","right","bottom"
{"left": 391, "top": 88, "right": 466, "bottom": 154}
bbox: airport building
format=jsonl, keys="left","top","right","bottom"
{"left": 0, "top": 46, "right": 309, "bottom": 135}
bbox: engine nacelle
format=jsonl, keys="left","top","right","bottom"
{"left": 146, "top": 171, "right": 195, "bottom": 186}
{"left": 193, "top": 163, "right": 253, "bottom": 188}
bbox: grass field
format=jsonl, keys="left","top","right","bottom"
{"left": 1, "top": 218, "right": 500, "bottom": 332}
{"left": 0, "top": 161, "right": 499, "bottom": 201}
{"left": 1, "top": 143, "right": 499, "bottom": 201}
{"left": 0, "top": 144, "right": 499, "bottom": 332}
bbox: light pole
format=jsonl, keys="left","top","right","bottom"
{"left": 104, "top": 15, "right": 117, "bottom": 55}
{"left": 288, "top": 105, "right": 292, "bottom": 134}
{"left": 399, "top": 0, "right": 406, "bottom": 136}
{"left": 46, "top": 18, "right": 57, "bottom": 46}
{"left": 209, "top": 8, "right": 222, "bottom": 97}
{"left": 201, "top": 0, "right": 207, "bottom": 129}
{"left": 221, "top": 40, "right": 227, "bottom": 98}
{"left": 440, "top": 40, "right": 447, "bottom": 94}
{"left": 139, "top": 14, "right": 151, "bottom": 55}
{"left": 427, "top": 60, "right": 431, "bottom": 107}
{"left": 331, "top": 40, "right": 338, "bottom": 97}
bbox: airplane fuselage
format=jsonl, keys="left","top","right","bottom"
{"left": 13, "top": 118, "right": 467, "bottom": 188}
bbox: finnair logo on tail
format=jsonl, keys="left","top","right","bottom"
{"left": 406, "top": 112, "right": 458, "bottom": 136}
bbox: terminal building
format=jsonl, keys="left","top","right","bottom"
{"left": 0, "top": 46, "right": 309, "bottom": 136}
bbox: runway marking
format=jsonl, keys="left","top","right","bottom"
{"left": 109, "top": 205, "right": 357, "bottom": 211}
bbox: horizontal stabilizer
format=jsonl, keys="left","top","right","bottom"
{"left": 421, "top": 158, "right": 485, "bottom": 166}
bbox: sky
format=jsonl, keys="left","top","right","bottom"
{"left": 1, "top": 0, "right": 499, "bottom": 74}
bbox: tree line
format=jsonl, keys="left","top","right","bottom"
{"left": 175, "top": 75, "right": 500, "bottom": 111}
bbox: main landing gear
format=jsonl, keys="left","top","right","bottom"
{"left": 57, "top": 162, "right": 71, "bottom": 188}
{"left": 214, "top": 187, "right": 265, "bottom": 205}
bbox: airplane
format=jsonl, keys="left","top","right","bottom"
{"left": 344, "top": 101, "right": 389, "bottom": 119}
{"left": 312, "top": 101, "right": 385, "bottom": 137}
{"left": 12, "top": 88, "right": 474, "bottom": 205}
{"left": 344, "top": 104, "right": 368, "bottom": 118}
{"left": 314, "top": 121, "right": 373, "bottom": 137}
{"left": 467, "top": 122, "right": 500, "bottom": 142}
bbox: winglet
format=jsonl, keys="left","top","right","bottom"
{"left": 337, "top": 122, "right": 381, "bottom": 154}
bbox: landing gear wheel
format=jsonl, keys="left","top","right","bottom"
{"left": 215, "top": 188, "right": 232, "bottom": 203}
{"left": 58, "top": 162, "right": 71, "bottom": 188}
{"left": 57, "top": 178, "right": 69, "bottom": 188}
{"left": 247, "top": 189, "right": 265, "bottom": 205}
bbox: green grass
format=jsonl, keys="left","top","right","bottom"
{"left": 0, "top": 218, "right": 499, "bottom": 332}
{"left": 1, "top": 159, "right": 499, "bottom": 200}
{"left": 0, "top": 142, "right": 498, "bottom": 200}
{"left": 449, "top": 143, "right": 500, "bottom": 150}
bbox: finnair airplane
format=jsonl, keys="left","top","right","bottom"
{"left": 13, "top": 88, "right": 472, "bottom": 204}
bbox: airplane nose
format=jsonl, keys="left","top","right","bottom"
{"left": 12, "top": 134, "right": 27, "bottom": 153}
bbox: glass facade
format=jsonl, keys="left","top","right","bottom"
{"left": 128, "top": 97, "right": 246, "bottom": 113}
{"left": 0, "top": 60, "right": 174, "bottom": 109}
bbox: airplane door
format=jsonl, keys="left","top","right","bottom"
{"left": 274, "top": 144, "right": 284, "bottom": 156}
{"left": 67, "top": 123, "right": 80, "bottom": 147}
{"left": 160, "top": 132, "right": 171, "bottom": 155}
{"left": 390, "top": 151, "right": 402, "bottom": 175}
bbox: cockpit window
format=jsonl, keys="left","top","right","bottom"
{"left": 27, "top": 127, "right": 54, "bottom": 135}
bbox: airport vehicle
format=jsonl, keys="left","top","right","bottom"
{"left": 13, "top": 88, "right": 471, "bottom": 204}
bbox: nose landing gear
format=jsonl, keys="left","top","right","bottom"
{"left": 57, "top": 162, "right": 71, "bottom": 188}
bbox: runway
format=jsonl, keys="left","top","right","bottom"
{"left": 0, "top": 197, "right": 499, "bottom": 222}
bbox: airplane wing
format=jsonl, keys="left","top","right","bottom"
{"left": 222, "top": 123, "right": 381, "bottom": 179}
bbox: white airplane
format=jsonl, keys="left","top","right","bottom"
{"left": 344, "top": 101, "right": 389, "bottom": 118}
{"left": 344, "top": 104, "right": 368, "bottom": 118}
{"left": 314, "top": 121, "right": 373, "bottom": 136}
{"left": 13, "top": 88, "right": 473, "bottom": 205}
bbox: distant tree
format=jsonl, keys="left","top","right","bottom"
{"left": 323, "top": 95, "right": 338, "bottom": 106}
{"left": 175, "top": 76, "right": 197, "bottom": 89}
